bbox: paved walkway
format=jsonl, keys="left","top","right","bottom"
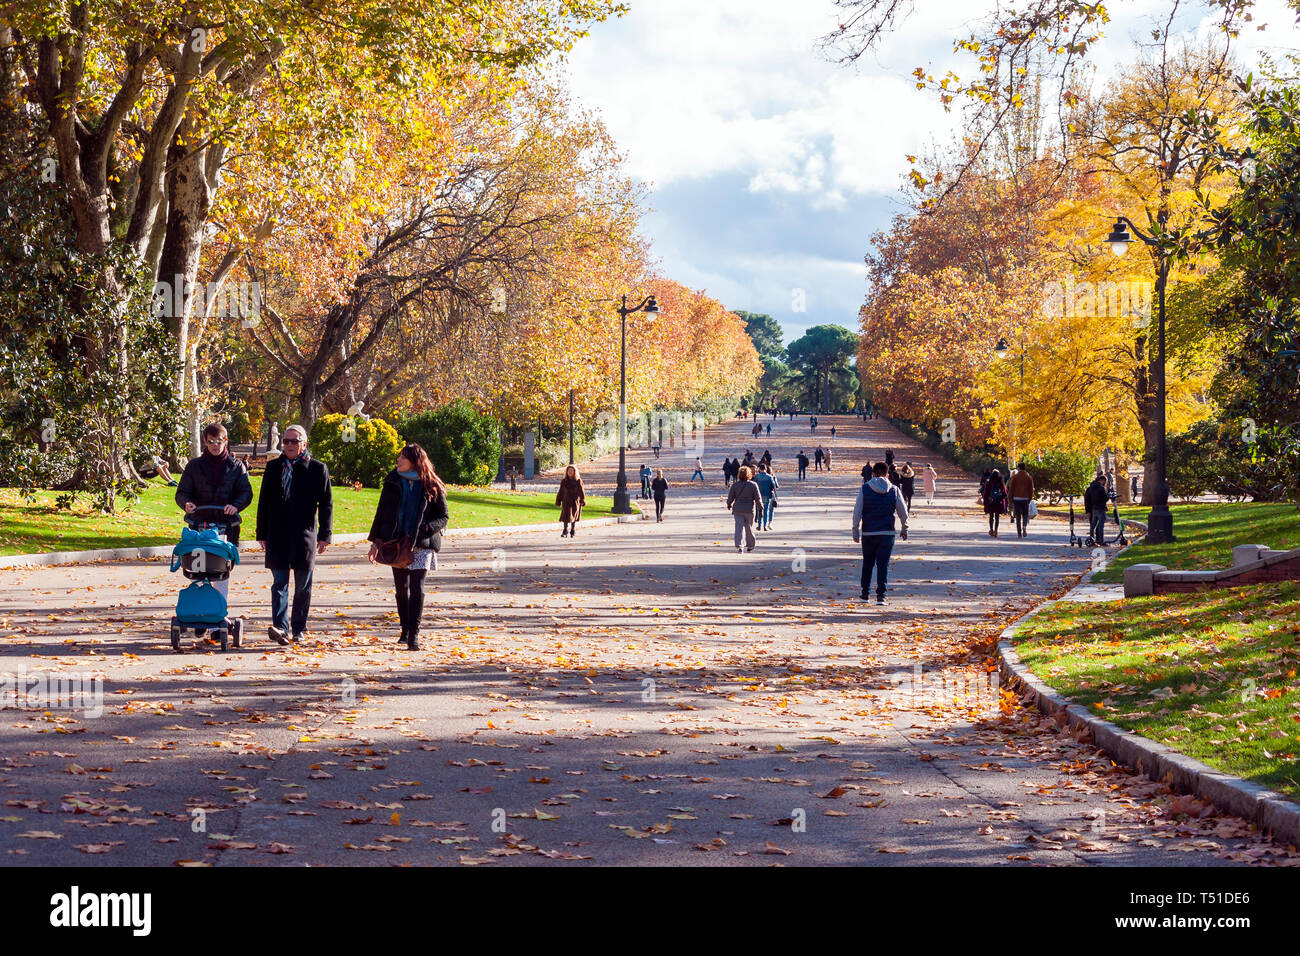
{"left": 0, "top": 415, "right": 1292, "bottom": 865}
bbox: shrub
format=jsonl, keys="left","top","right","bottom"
{"left": 399, "top": 400, "right": 502, "bottom": 485}
{"left": 309, "top": 414, "right": 403, "bottom": 488}
{"left": 1025, "top": 449, "right": 1097, "bottom": 504}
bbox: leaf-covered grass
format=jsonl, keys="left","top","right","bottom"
{"left": 1036, "top": 502, "right": 1298, "bottom": 583}
{"left": 1014, "top": 582, "right": 1300, "bottom": 800}
{"left": 0, "top": 480, "right": 615, "bottom": 555}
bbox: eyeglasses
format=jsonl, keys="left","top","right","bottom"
{"left": 282, "top": 438, "right": 301, "bottom": 445}
{"left": 205, "top": 437, "right": 226, "bottom": 446}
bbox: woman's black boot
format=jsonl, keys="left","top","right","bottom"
{"left": 405, "top": 628, "right": 420, "bottom": 651}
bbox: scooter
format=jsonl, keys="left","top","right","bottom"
{"left": 1108, "top": 491, "right": 1130, "bottom": 547}
{"left": 1065, "top": 495, "right": 1088, "bottom": 548}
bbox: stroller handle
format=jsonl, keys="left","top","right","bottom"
{"left": 185, "top": 504, "right": 240, "bottom": 527}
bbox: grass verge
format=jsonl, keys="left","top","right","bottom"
{"left": 0, "top": 480, "right": 615, "bottom": 556}
{"left": 1013, "top": 582, "right": 1300, "bottom": 800}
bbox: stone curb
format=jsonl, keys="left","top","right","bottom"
{"left": 997, "top": 610, "right": 1300, "bottom": 847}
{"left": 0, "top": 509, "right": 644, "bottom": 570}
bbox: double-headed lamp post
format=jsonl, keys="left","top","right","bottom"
{"left": 993, "top": 336, "right": 1025, "bottom": 470}
{"left": 612, "top": 294, "right": 660, "bottom": 514}
{"left": 1105, "top": 215, "right": 1175, "bottom": 543}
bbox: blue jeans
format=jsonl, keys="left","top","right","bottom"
{"left": 691, "top": 469, "right": 704, "bottom": 481}
{"left": 761, "top": 495, "right": 774, "bottom": 527}
{"left": 270, "top": 566, "right": 313, "bottom": 635}
{"left": 1090, "top": 508, "right": 1107, "bottom": 544}
{"left": 860, "top": 534, "right": 894, "bottom": 598}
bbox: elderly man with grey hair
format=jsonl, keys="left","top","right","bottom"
{"left": 255, "top": 424, "right": 333, "bottom": 645}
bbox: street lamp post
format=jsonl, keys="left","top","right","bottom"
{"left": 612, "top": 294, "right": 660, "bottom": 514}
{"left": 1106, "top": 216, "right": 1175, "bottom": 543}
{"left": 993, "top": 335, "right": 1025, "bottom": 470}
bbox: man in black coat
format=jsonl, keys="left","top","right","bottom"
{"left": 256, "top": 424, "right": 333, "bottom": 645}
{"left": 175, "top": 423, "right": 254, "bottom": 545}
{"left": 1083, "top": 471, "right": 1109, "bottom": 545}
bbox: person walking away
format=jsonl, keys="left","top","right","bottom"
{"left": 884, "top": 448, "right": 894, "bottom": 468}
{"left": 823, "top": 447, "right": 832, "bottom": 471}
{"left": 760, "top": 449, "right": 772, "bottom": 469}
{"left": 255, "top": 424, "right": 332, "bottom": 644}
{"left": 923, "top": 463, "right": 937, "bottom": 506}
{"left": 176, "top": 423, "right": 254, "bottom": 605}
{"left": 690, "top": 456, "right": 705, "bottom": 481}
{"left": 640, "top": 463, "right": 653, "bottom": 499}
{"left": 1130, "top": 473, "right": 1140, "bottom": 501}
{"left": 556, "top": 465, "right": 587, "bottom": 536}
{"left": 651, "top": 469, "right": 669, "bottom": 521}
{"left": 652, "top": 440, "right": 661, "bottom": 459}
{"left": 1007, "top": 461, "right": 1035, "bottom": 538}
{"left": 852, "top": 462, "right": 909, "bottom": 605}
{"left": 1084, "top": 471, "right": 1109, "bottom": 545}
{"left": 753, "top": 461, "right": 778, "bottom": 531}
{"left": 888, "top": 460, "right": 901, "bottom": 488}
{"left": 366, "top": 444, "right": 448, "bottom": 650}
{"left": 765, "top": 423, "right": 771, "bottom": 436}
{"left": 830, "top": 426, "right": 836, "bottom": 440}
{"left": 898, "top": 462, "right": 916, "bottom": 510}
{"left": 796, "top": 451, "right": 808, "bottom": 481}
{"left": 726, "top": 465, "right": 762, "bottom": 552}
{"left": 983, "top": 468, "right": 1008, "bottom": 537}
{"left": 722, "top": 458, "right": 733, "bottom": 487}
{"left": 979, "top": 468, "right": 991, "bottom": 498}
{"left": 814, "top": 447, "right": 824, "bottom": 472}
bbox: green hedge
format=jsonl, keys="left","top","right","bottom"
{"left": 310, "top": 414, "right": 403, "bottom": 488}
{"left": 399, "top": 400, "right": 502, "bottom": 485}
{"left": 1023, "top": 448, "right": 1096, "bottom": 503}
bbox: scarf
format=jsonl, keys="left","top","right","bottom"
{"left": 202, "top": 448, "right": 228, "bottom": 487}
{"left": 397, "top": 469, "right": 426, "bottom": 538}
{"left": 281, "top": 450, "right": 310, "bottom": 501}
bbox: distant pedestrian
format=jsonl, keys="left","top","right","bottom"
{"left": 556, "top": 464, "right": 587, "bottom": 537}
{"left": 726, "top": 464, "right": 761, "bottom": 552}
{"left": 765, "top": 423, "right": 771, "bottom": 436}
{"left": 796, "top": 451, "right": 809, "bottom": 480}
{"left": 979, "top": 468, "right": 991, "bottom": 498}
{"left": 652, "top": 440, "right": 661, "bottom": 459}
{"left": 814, "top": 447, "right": 824, "bottom": 471}
{"left": 1130, "top": 474, "right": 1140, "bottom": 500}
{"left": 923, "top": 463, "right": 937, "bottom": 505}
{"left": 754, "top": 461, "right": 779, "bottom": 531}
{"left": 983, "top": 469, "right": 1008, "bottom": 537}
{"left": 1084, "top": 471, "right": 1109, "bottom": 545}
{"left": 640, "top": 463, "right": 653, "bottom": 499}
{"left": 722, "top": 458, "right": 733, "bottom": 486}
{"left": 1007, "top": 461, "right": 1036, "bottom": 538}
{"left": 852, "top": 462, "right": 909, "bottom": 605}
{"left": 830, "top": 426, "right": 836, "bottom": 439}
{"left": 690, "top": 456, "right": 705, "bottom": 482}
{"left": 760, "top": 449, "right": 772, "bottom": 469}
{"left": 884, "top": 448, "right": 894, "bottom": 467}
{"left": 651, "top": 469, "right": 669, "bottom": 522}
{"left": 898, "top": 462, "right": 915, "bottom": 510}
{"left": 823, "top": 447, "right": 832, "bottom": 471}
{"left": 366, "top": 443, "right": 448, "bottom": 650}
{"left": 888, "top": 460, "right": 900, "bottom": 488}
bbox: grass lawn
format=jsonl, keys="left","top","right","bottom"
{"left": 0, "top": 479, "right": 615, "bottom": 556}
{"left": 1014, "top": 582, "right": 1300, "bottom": 800}
{"left": 1037, "top": 502, "right": 1299, "bottom": 584}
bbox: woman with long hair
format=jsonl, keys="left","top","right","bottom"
{"left": 556, "top": 464, "right": 587, "bottom": 537}
{"left": 651, "top": 468, "right": 669, "bottom": 521}
{"left": 367, "top": 444, "right": 449, "bottom": 650}
{"left": 983, "top": 468, "right": 1008, "bottom": 538}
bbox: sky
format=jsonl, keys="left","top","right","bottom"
{"left": 565, "top": 0, "right": 1300, "bottom": 348}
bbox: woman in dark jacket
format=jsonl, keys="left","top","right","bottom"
{"left": 367, "top": 444, "right": 448, "bottom": 650}
{"left": 982, "top": 469, "right": 1008, "bottom": 537}
{"left": 650, "top": 468, "right": 669, "bottom": 522}
{"left": 556, "top": 465, "right": 586, "bottom": 537}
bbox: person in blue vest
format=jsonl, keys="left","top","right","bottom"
{"left": 753, "top": 461, "right": 779, "bottom": 531}
{"left": 851, "top": 462, "right": 909, "bottom": 605}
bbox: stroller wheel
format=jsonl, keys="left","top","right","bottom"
{"left": 215, "top": 629, "right": 228, "bottom": 653}
{"left": 1085, "top": 536, "right": 1096, "bottom": 548}
{"left": 170, "top": 626, "right": 182, "bottom": 653}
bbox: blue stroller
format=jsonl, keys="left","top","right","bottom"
{"left": 169, "top": 505, "right": 244, "bottom": 653}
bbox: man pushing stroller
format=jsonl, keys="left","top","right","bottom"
{"left": 175, "top": 423, "right": 252, "bottom": 605}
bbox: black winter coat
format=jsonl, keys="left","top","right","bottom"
{"left": 256, "top": 455, "right": 333, "bottom": 569}
{"left": 368, "top": 470, "right": 449, "bottom": 551}
{"left": 1084, "top": 480, "right": 1110, "bottom": 513}
{"left": 176, "top": 454, "right": 253, "bottom": 543}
